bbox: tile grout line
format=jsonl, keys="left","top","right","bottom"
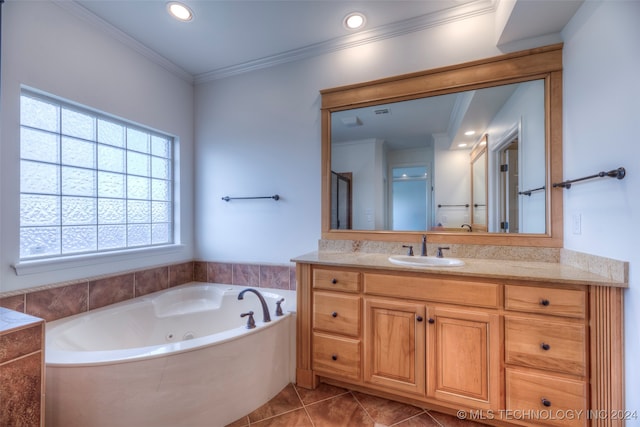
{"left": 425, "top": 410, "right": 446, "bottom": 427}
{"left": 388, "top": 409, "right": 430, "bottom": 427}
{"left": 292, "top": 383, "right": 317, "bottom": 427}
{"left": 349, "top": 390, "right": 380, "bottom": 425}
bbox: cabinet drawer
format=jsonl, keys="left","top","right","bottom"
{"left": 313, "top": 268, "right": 361, "bottom": 292}
{"left": 312, "top": 332, "right": 361, "bottom": 380}
{"left": 505, "top": 285, "right": 586, "bottom": 318}
{"left": 506, "top": 368, "right": 587, "bottom": 427}
{"left": 364, "top": 273, "right": 499, "bottom": 308}
{"left": 505, "top": 317, "right": 586, "bottom": 376}
{"left": 313, "top": 292, "right": 361, "bottom": 337}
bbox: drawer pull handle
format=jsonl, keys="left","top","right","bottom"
{"left": 540, "top": 299, "right": 550, "bottom": 306}
{"left": 331, "top": 354, "right": 338, "bottom": 361}
{"left": 428, "top": 318, "right": 435, "bottom": 324}
{"left": 416, "top": 316, "right": 423, "bottom": 322}
{"left": 331, "top": 278, "right": 338, "bottom": 284}
{"left": 332, "top": 312, "right": 338, "bottom": 318}
{"left": 541, "top": 342, "right": 551, "bottom": 351}
{"left": 541, "top": 398, "right": 552, "bottom": 407}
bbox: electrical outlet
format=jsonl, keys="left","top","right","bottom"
{"left": 572, "top": 214, "right": 582, "bottom": 235}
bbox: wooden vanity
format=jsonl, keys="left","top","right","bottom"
{"left": 294, "top": 252, "right": 626, "bottom": 427}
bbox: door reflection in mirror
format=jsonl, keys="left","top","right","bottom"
{"left": 498, "top": 140, "right": 519, "bottom": 233}
{"left": 390, "top": 166, "right": 429, "bottom": 231}
{"left": 330, "top": 171, "right": 352, "bottom": 229}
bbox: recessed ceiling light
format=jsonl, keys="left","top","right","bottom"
{"left": 464, "top": 130, "right": 476, "bottom": 136}
{"left": 458, "top": 143, "right": 468, "bottom": 148}
{"left": 167, "top": 2, "right": 193, "bottom": 22}
{"left": 344, "top": 12, "right": 366, "bottom": 30}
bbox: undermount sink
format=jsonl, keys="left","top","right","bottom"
{"left": 388, "top": 255, "right": 465, "bottom": 267}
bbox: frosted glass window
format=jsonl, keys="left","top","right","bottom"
{"left": 62, "top": 197, "right": 97, "bottom": 225}
{"left": 127, "top": 151, "right": 150, "bottom": 176}
{"left": 21, "top": 128, "right": 59, "bottom": 163}
{"left": 62, "top": 137, "right": 96, "bottom": 168}
{"left": 19, "top": 90, "right": 174, "bottom": 260}
{"left": 61, "top": 167, "right": 96, "bottom": 197}
{"left": 127, "top": 128, "right": 149, "bottom": 153}
{"left": 98, "top": 119, "right": 124, "bottom": 147}
{"left": 62, "top": 108, "right": 95, "bottom": 140}
{"left": 98, "top": 199, "right": 126, "bottom": 224}
{"left": 98, "top": 145, "right": 125, "bottom": 172}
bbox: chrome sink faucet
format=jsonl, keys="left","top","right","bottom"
{"left": 238, "top": 288, "right": 271, "bottom": 322}
{"left": 421, "top": 234, "right": 427, "bottom": 256}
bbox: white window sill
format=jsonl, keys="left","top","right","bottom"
{"left": 13, "top": 245, "right": 186, "bottom": 276}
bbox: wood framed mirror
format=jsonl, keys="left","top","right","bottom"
{"left": 321, "top": 44, "right": 563, "bottom": 247}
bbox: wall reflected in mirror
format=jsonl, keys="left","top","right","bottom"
{"left": 330, "top": 79, "right": 546, "bottom": 234}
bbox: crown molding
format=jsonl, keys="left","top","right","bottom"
{"left": 54, "top": 0, "right": 497, "bottom": 85}
{"left": 53, "top": 0, "right": 194, "bottom": 84}
{"left": 194, "top": 0, "right": 497, "bottom": 84}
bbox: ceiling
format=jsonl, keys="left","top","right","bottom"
{"left": 331, "top": 82, "right": 519, "bottom": 151}
{"left": 65, "top": 0, "right": 582, "bottom": 83}
{"left": 61, "top": 0, "right": 581, "bottom": 151}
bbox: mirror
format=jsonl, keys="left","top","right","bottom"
{"left": 330, "top": 81, "right": 544, "bottom": 233}
{"left": 321, "top": 44, "right": 563, "bottom": 247}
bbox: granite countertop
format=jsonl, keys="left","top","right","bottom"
{"left": 292, "top": 251, "right": 628, "bottom": 288}
{"left": 0, "top": 307, "right": 43, "bottom": 333}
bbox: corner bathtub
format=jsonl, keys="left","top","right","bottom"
{"left": 45, "top": 282, "right": 296, "bottom": 427}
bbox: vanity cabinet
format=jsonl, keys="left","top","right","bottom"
{"left": 295, "top": 260, "right": 625, "bottom": 427}
{"left": 300, "top": 265, "right": 502, "bottom": 411}
{"left": 504, "top": 285, "right": 588, "bottom": 427}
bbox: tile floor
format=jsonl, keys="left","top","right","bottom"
{"left": 226, "top": 383, "right": 488, "bottom": 427}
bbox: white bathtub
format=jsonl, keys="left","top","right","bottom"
{"left": 45, "top": 282, "right": 296, "bottom": 427}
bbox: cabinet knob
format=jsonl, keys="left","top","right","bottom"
{"left": 331, "top": 278, "right": 338, "bottom": 284}
{"left": 332, "top": 311, "right": 338, "bottom": 318}
{"left": 331, "top": 354, "right": 338, "bottom": 361}
{"left": 541, "top": 342, "right": 551, "bottom": 351}
{"left": 541, "top": 398, "right": 552, "bottom": 407}
{"left": 416, "top": 316, "right": 423, "bottom": 322}
{"left": 540, "top": 299, "right": 550, "bottom": 306}
{"left": 428, "top": 318, "right": 435, "bottom": 324}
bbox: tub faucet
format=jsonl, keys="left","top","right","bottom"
{"left": 238, "top": 288, "right": 271, "bottom": 322}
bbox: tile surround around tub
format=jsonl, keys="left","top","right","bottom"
{"left": 0, "top": 261, "right": 296, "bottom": 322}
{"left": 195, "top": 261, "right": 297, "bottom": 291}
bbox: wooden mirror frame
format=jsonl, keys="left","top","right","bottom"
{"left": 321, "top": 44, "right": 563, "bottom": 247}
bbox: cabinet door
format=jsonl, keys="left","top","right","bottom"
{"left": 427, "top": 306, "right": 500, "bottom": 410}
{"left": 364, "top": 297, "right": 426, "bottom": 396}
